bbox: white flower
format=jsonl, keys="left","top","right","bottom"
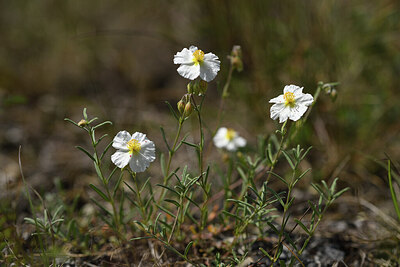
{"left": 111, "top": 131, "right": 156, "bottom": 172}
{"left": 173, "top": 45, "right": 220, "bottom": 82}
{"left": 269, "top": 84, "right": 314, "bottom": 123}
{"left": 213, "top": 127, "right": 246, "bottom": 151}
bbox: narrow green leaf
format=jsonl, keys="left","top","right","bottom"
{"left": 267, "top": 222, "right": 279, "bottom": 234}
{"left": 107, "top": 166, "right": 119, "bottom": 183}
{"left": 156, "top": 184, "right": 180, "bottom": 196}
{"left": 156, "top": 204, "right": 176, "bottom": 218}
{"left": 140, "top": 177, "right": 151, "bottom": 194}
{"left": 182, "top": 140, "right": 198, "bottom": 149}
{"left": 64, "top": 118, "right": 80, "bottom": 127}
{"left": 90, "top": 198, "right": 112, "bottom": 216}
{"left": 184, "top": 241, "right": 194, "bottom": 257}
{"left": 89, "top": 184, "right": 110, "bottom": 202}
{"left": 124, "top": 181, "right": 136, "bottom": 195}
{"left": 95, "top": 134, "right": 108, "bottom": 146}
{"left": 113, "top": 171, "right": 124, "bottom": 197}
{"left": 83, "top": 108, "right": 88, "bottom": 120}
{"left": 93, "top": 121, "right": 112, "bottom": 130}
{"left": 160, "top": 127, "right": 171, "bottom": 151}
{"left": 222, "top": 210, "right": 244, "bottom": 222}
{"left": 130, "top": 236, "right": 152, "bottom": 241}
{"left": 165, "top": 101, "right": 180, "bottom": 121}
{"left": 100, "top": 140, "right": 113, "bottom": 161}
{"left": 227, "top": 199, "right": 255, "bottom": 210}
{"left": 300, "top": 146, "right": 313, "bottom": 161}
{"left": 185, "top": 195, "right": 200, "bottom": 208}
{"left": 160, "top": 153, "right": 166, "bottom": 177}
{"left": 164, "top": 199, "right": 180, "bottom": 207}
{"left": 266, "top": 171, "right": 288, "bottom": 186}
{"left": 88, "top": 117, "right": 98, "bottom": 124}
{"left": 237, "top": 167, "right": 247, "bottom": 181}
{"left": 307, "top": 200, "right": 320, "bottom": 216}
{"left": 259, "top": 247, "right": 273, "bottom": 260}
{"left": 294, "top": 219, "right": 310, "bottom": 235}
{"left": 75, "top": 146, "right": 96, "bottom": 162}
{"left": 333, "top": 187, "right": 350, "bottom": 200}
{"left": 267, "top": 187, "right": 285, "bottom": 208}
{"left": 94, "top": 163, "right": 104, "bottom": 180}
{"left": 283, "top": 231, "right": 297, "bottom": 250}
{"left": 311, "top": 183, "right": 327, "bottom": 200}
{"left": 282, "top": 150, "right": 295, "bottom": 170}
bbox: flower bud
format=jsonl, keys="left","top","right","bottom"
{"left": 177, "top": 100, "right": 185, "bottom": 114}
{"left": 198, "top": 80, "right": 208, "bottom": 96}
{"left": 78, "top": 119, "right": 88, "bottom": 127}
{"left": 187, "top": 81, "right": 195, "bottom": 94}
{"left": 184, "top": 102, "right": 193, "bottom": 117}
{"left": 330, "top": 88, "right": 337, "bottom": 102}
{"left": 230, "top": 45, "right": 243, "bottom": 72}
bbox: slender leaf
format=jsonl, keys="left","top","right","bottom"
{"left": 165, "top": 101, "right": 179, "bottom": 121}
{"left": 89, "top": 184, "right": 110, "bottom": 202}
{"left": 83, "top": 108, "right": 88, "bottom": 120}
{"left": 76, "top": 146, "right": 95, "bottom": 162}
{"left": 160, "top": 127, "right": 171, "bottom": 151}
{"left": 294, "top": 219, "right": 310, "bottom": 235}
{"left": 93, "top": 121, "right": 112, "bottom": 130}
{"left": 100, "top": 140, "right": 114, "bottom": 161}
{"left": 282, "top": 150, "right": 295, "bottom": 170}
{"left": 184, "top": 241, "right": 194, "bottom": 257}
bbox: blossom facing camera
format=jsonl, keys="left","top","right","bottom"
{"left": 111, "top": 131, "right": 156, "bottom": 172}
{"left": 213, "top": 127, "right": 246, "bottom": 152}
{"left": 174, "top": 46, "right": 220, "bottom": 82}
{"left": 269, "top": 85, "right": 314, "bottom": 123}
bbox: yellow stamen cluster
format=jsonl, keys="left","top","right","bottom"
{"left": 127, "top": 139, "right": 141, "bottom": 155}
{"left": 225, "top": 128, "right": 236, "bottom": 141}
{"left": 283, "top": 92, "right": 296, "bottom": 107}
{"left": 192, "top": 49, "right": 205, "bottom": 65}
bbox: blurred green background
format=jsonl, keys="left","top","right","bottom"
{"left": 1, "top": 0, "right": 399, "bottom": 197}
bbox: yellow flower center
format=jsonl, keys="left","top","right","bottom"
{"left": 225, "top": 128, "right": 236, "bottom": 141}
{"left": 127, "top": 139, "right": 141, "bottom": 155}
{"left": 192, "top": 49, "right": 205, "bottom": 65}
{"left": 283, "top": 92, "right": 296, "bottom": 107}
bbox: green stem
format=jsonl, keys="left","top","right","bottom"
{"left": 130, "top": 170, "right": 148, "bottom": 223}
{"left": 388, "top": 160, "right": 400, "bottom": 222}
{"left": 215, "top": 61, "right": 234, "bottom": 132}
{"left": 191, "top": 94, "right": 209, "bottom": 230}
{"left": 272, "top": 170, "right": 296, "bottom": 264}
{"left": 266, "top": 121, "right": 288, "bottom": 183}
{"left": 89, "top": 128, "right": 122, "bottom": 237}
{"left": 157, "top": 117, "right": 184, "bottom": 207}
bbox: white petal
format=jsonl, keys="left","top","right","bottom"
{"left": 278, "top": 108, "right": 290, "bottom": 123}
{"left": 288, "top": 105, "right": 308, "bottom": 121}
{"left": 234, "top": 136, "right": 246, "bottom": 148}
{"left": 131, "top": 132, "right": 147, "bottom": 142}
{"left": 269, "top": 95, "right": 284, "bottom": 104}
{"left": 111, "top": 151, "right": 131, "bottom": 169}
{"left": 189, "top": 46, "right": 198, "bottom": 53}
{"left": 270, "top": 103, "right": 286, "bottom": 120}
{"left": 177, "top": 63, "right": 200, "bottom": 80}
{"left": 112, "top": 131, "right": 131, "bottom": 151}
{"left": 213, "top": 128, "right": 229, "bottom": 148}
{"left": 140, "top": 141, "right": 156, "bottom": 162}
{"left": 226, "top": 142, "right": 237, "bottom": 151}
{"left": 173, "top": 48, "right": 193, "bottom": 64}
{"left": 296, "top": 93, "right": 314, "bottom": 106}
{"left": 199, "top": 59, "right": 220, "bottom": 82}
{"left": 203, "top": 53, "right": 220, "bottom": 64}
{"left": 129, "top": 153, "right": 151, "bottom": 173}
{"left": 284, "top": 84, "right": 301, "bottom": 94}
